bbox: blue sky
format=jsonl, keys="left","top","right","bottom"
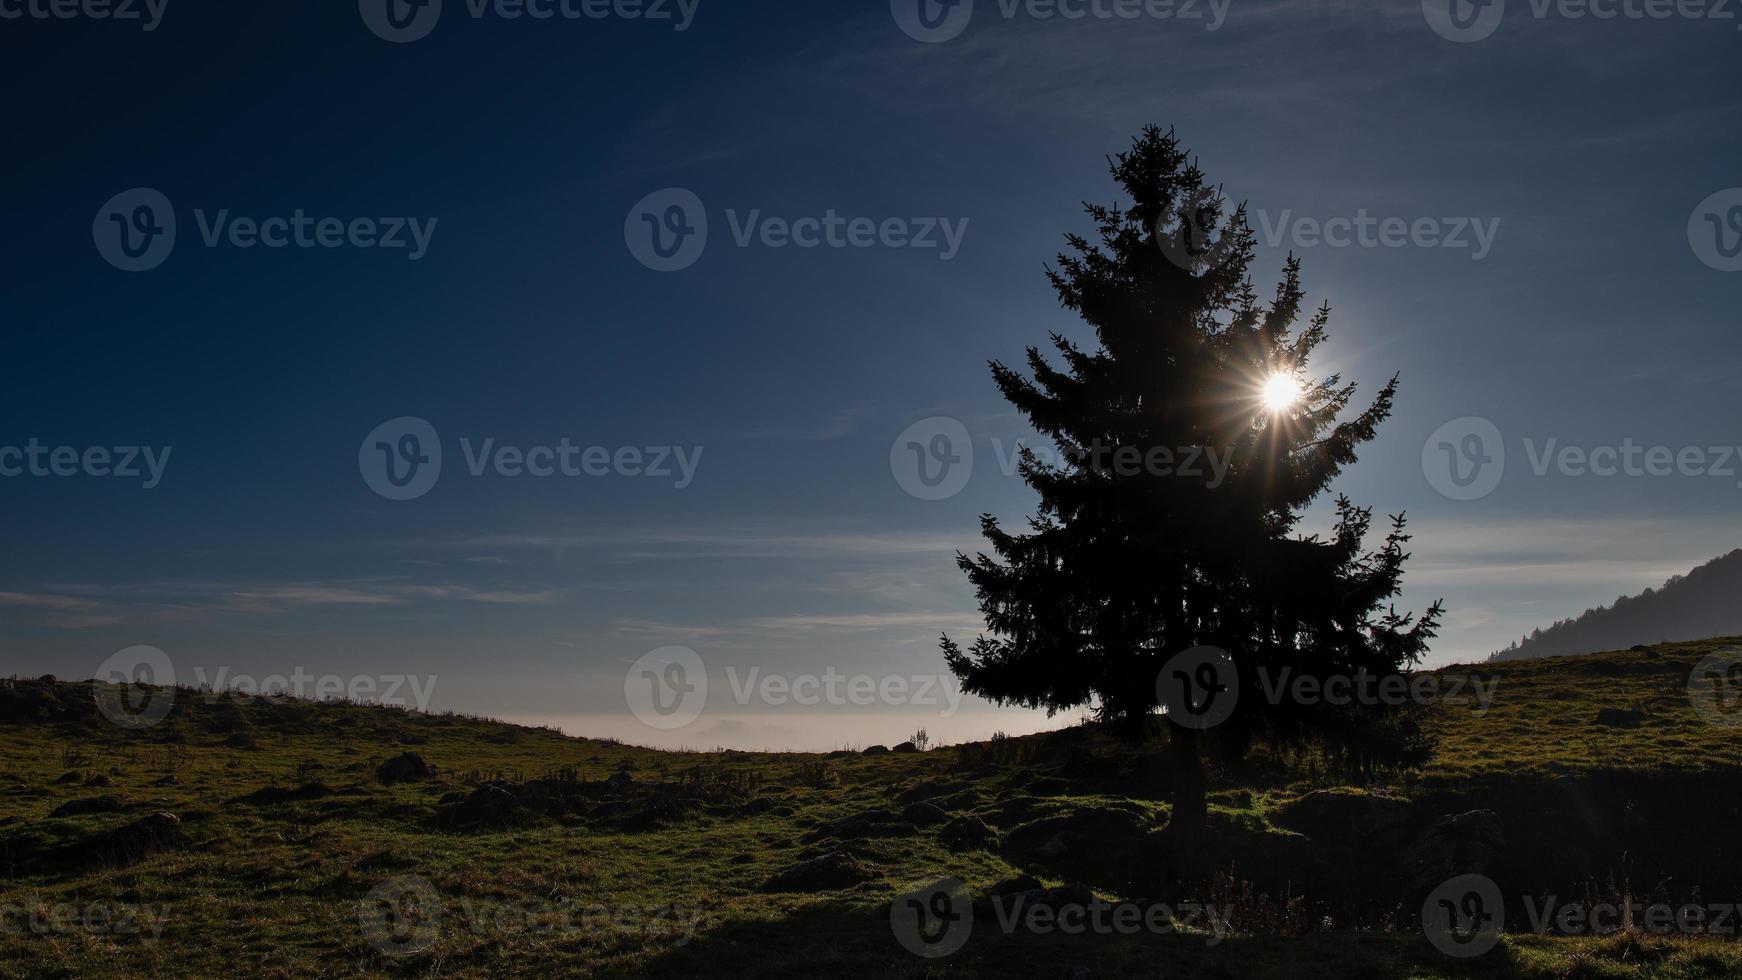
{"left": 1, "top": 0, "right": 1738, "bottom": 749}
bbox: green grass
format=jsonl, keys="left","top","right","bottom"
{"left": 3, "top": 639, "right": 1741, "bottom": 977}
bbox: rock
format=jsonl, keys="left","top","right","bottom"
{"left": 892, "top": 741, "right": 920, "bottom": 753}
{"left": 1409, "top": 809, "right": 1506, "bottom": 893}
{"left": 55, "top": 772, "right": 82, "bottom": 785}
{"left": 823, "top": 750, "right": 854, "bottom": 759}
{"left": 1593, "top": 707, "right": 1645, "bottom": 728}
{"left": 901, "top": 802, "right": 950, "bottom": 827}
{"left": 86, "top": 812, "right": 188, "bottom": 866}
{"left": 151, "top": 775, "right": 180, "bottom": 787}
{"left": 1274, "top": 789, "right": 1415, "bottom": 842}
{"left": 376, "top": 752, "right": 437, "bottom": 786}
{"left": 240, "top": 782, "right": 333, "bottom": 805}
{"left": 605, "top": 770, "right": 635, "bottom": 791}
{"left": 804, "top": 808, "right": 917, "bottom": 842}
{"left": 438, "top": 784, "right": 525, "bottom": 829}
{"left": 940, "top": 815, "right": 998, "bottom": 851}
{"left": 50, "top": 795, "right": 127, "bottom": 818}
{"left": 85, "top": 774, "right": 115, "bottom": 788}
{"left": 1038, "top": 834, "right": 1070, "bottom": 859}
{"left": 760, "top": 851, "right": 872, "bottom": 893}
{"left": 861, "top": 745, "right": 890, "bottom": 756}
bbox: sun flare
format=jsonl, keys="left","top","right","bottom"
{"left": 1261, "top": 372, "right": 1302, "bottom": 413}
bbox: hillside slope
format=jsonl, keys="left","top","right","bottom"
{"left": 1491, "top": 549, "right": 1742, "bottom": 661}
{"left": 3, "top": 641, "right": 1742, "bottom": 978}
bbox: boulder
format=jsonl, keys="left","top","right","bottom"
{"left": 376, "top": 752, "right": 437, "bottom": 786}
{"left": 861, "top": 745, "right": 890, "bottom": 757}
{"left": 49, "top": 795, "right": 127, "bottom": 818}
{"left": 901, "top": 802, "right": 950, "bottom": 827}
{"left": 1593, "top": 707, "right": 1645, "bottom": 728}
{"left": 1409, "top": 809, "right": 1505, "bottom": 893}
{"left": 760, "top": 851, "right": 872, "bottom": 893}
{"left": 940, "top": 815, "right": 998, "bottom": 851}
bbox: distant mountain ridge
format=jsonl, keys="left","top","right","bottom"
{"left": 1490, "top": 549, "right": 1742, "bottom": 662}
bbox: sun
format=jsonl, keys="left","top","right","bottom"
{"left": 1261, "top": 372, "right": 1302, "bottom": 413}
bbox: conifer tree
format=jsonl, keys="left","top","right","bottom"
{"left": 942, "top": 127, "right": 1442, "bottom": 854}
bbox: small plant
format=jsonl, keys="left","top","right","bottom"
{"left": 909, "top": 728, "right": 930, "bottom": 752}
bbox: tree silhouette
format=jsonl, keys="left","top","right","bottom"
{"left": 942, "top": 127, "right": 1442, "bottom": 867}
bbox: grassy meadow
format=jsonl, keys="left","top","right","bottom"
{"left": 3, "top": 639, "right": 1742, "bottom": 978}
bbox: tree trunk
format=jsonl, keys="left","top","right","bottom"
{"left": 1165, "top": 723, "right": 1210, "bottom": 878}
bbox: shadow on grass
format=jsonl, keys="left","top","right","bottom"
{"left": 623, "top": 899, "right": 1531, "bottom": 980}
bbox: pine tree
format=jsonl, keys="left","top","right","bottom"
{"left": 941, "top": 127, "right": 1443, "bottom": 863}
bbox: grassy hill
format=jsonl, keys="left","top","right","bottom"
{"left": 3, "top": 639, "right": 1742, "bottom": 978}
